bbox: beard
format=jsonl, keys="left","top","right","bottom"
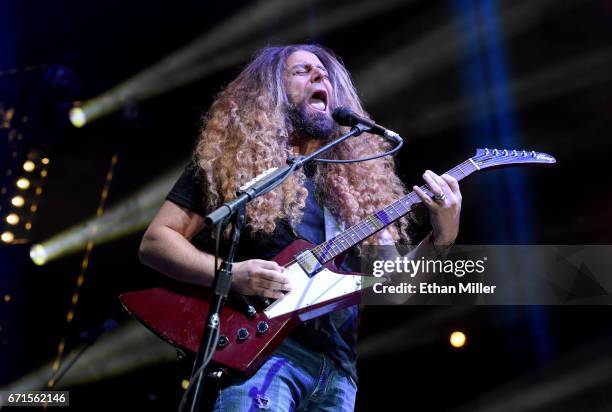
{"left": 286, "top": 100, "right": 339, "bottom": 141}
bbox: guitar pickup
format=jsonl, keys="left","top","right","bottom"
{"left": 294, "top": 249, "right": 323, "bottom": 277}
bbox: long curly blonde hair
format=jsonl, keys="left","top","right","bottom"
{"left": 195, "top": 44, "right": 411, "bottom": 244}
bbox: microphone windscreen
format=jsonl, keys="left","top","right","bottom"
{"left": 332, "top": 107, "right": 357, "bottom": 127}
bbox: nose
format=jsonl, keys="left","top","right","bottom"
{"left": 310, "top": 67, "right": 325, "bottom": 83}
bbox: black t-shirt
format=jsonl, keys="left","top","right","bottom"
{"left": 166, "top": 162, "right": 358, "bottom": 381}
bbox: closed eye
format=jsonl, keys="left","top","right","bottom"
{"left": 291, "top": 64, "right": 329, "bottom": 78}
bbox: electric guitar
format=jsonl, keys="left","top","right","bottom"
{"left": 120, "top": 148, "right": 555, "bottom": 376}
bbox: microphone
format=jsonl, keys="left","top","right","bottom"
{"left": 332, "top": 107, "right": 401, "bottom": 140}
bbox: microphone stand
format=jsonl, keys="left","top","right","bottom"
{"left": 49, "top": 319, "right": 118, "bottom": 387}
{"left": 184, "top": 124, "right": 370, "bottom": 412}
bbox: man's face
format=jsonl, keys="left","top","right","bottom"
{"left": 284, "top": 50, "right": 337, "bottom": 140}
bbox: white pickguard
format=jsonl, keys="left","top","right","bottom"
{"left": 263, "top": 262, "right": 376, "bottom": 319}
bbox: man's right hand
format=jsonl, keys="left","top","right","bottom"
{"left": 232, "top": 259, "right": 292, "bottom": 299}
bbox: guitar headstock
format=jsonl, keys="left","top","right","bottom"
{"left": 472, "top": 148, "right": 556, "bottom": 170}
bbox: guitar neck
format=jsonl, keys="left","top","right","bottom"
{"left": 310, "top": 158, "right": 480, "bottom": 263}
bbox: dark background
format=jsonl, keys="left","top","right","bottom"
{"left": 1, "top": 0, "right": 612, "bottom": 410}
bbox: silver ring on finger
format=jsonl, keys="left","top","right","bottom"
{"left": 432, "top": 192, "right": 446, "bottom": 203}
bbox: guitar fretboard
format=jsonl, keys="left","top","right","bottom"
{"left": 311, "top": 159, "right": 479, "bottom": 263}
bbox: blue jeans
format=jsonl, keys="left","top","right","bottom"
{"left": 212, "top": 338, "right": 357, "bottom": 411}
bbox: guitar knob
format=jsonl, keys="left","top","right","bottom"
{"left": 237, "top": 328, "right": 249, "bottom": 342}
{"left": 217, "top": 335, "right": 229, "bottom": 348}
{"left": 256, "top": 321, "right": 269, "bottom": 335}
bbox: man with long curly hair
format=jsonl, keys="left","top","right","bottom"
{"left": 139, "top": 44, "right": 462, "bottom": 411}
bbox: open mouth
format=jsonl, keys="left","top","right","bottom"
{"left": 308, "top": 90, "right": 328, "bottom": 112}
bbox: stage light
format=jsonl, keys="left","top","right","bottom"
{"left": 40, "top": 170, "right": 48, "bottom": 178}
{"left": 30, "top": 244, "right": 48, "bottom": 266}
{"left": 450, "top": 331, "right": 466, "bottom": 348}
{"left": 25, "top": 222, "right": 32, "bottom": 230}
{"left": 41, "top": 158, "right": 50, "bottom": 165}
{"left": 16, "top": 178, "right": 30, "bottom": 189}
{"left": 181, "top": 379, "right": 190, "bottom": 390}
{"left": 69, "top": 107, "right": 87, "bottom": 128}
{"left": 67, "top": 0, "right": 405, "bottom": 126}
{"left": 30, "top": 204, "right": 37, "bottom": 213}
{"left": 6, "top": 213, "right": 20, "bottom": 225}
{"left": 23, "top": 160, "right": 35, "bottom": 172}
{"left": 11, "top": 196, "right": 25, "bottom": 207}
{"left": 29, "top": 164, "right": 183, "bottom": 264}
{"left": 1, "top": 231, "right": 15, "bottom": 243}
{"left": 66, "top": 0, "right": 310, "bottom": 126}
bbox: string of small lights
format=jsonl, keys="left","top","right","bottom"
{"left": 47, "top": 154, "right": 118, "bottom": 389}
{"left": 0, "top": 105, "right": 50, "bottom": 245}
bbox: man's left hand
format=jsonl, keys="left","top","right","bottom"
{"left": 413, "top": 170, "right": 462, "bottom": 245}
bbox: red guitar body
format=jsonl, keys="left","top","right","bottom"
{"left": 120, "top": 239, "right": 361, "bottom": 377}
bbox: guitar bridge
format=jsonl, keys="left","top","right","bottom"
{"left": 294, "top": 249, "right": 323, "bottom": 277}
